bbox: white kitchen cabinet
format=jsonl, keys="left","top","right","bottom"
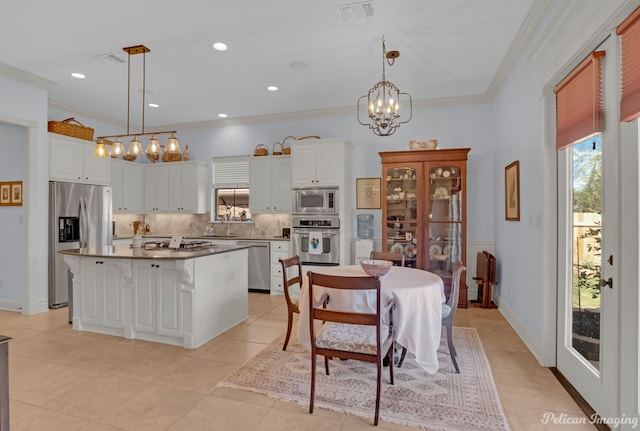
{"left": 144, "top": 161, "right": 207, "bottom": 213}
{"left": 131, "top": 259, "right": 181, "bottom": 338}
{"left": 49, "top": 133, "right": 110, "bottom": 185}
{"left": 249, "top": 156, "right": 291, "bottom": 213}
{"left": 270, "top": 240, "right": 291, "bottom": 296}
{"left": 144, "top": 164, "right": 170, "bottom": 213}
{"left": 290, "top": 139, "right": 344, "bottom": 186}
{"left": 78, "top": 258, "right": 124, "bottom": 330}
{"left": 111, "top": 160, "right": 144, "bottom": 213}
{"left": 171, "top": 161, "right": 208, "bottom": 212}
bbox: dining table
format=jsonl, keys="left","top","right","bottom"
{"left": 296, "top": 265, "right": 446, "bottom": 374}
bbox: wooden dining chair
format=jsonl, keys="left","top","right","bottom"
{"left": 308, "top": 271, "right": 396, "bottom": 426}
{"left": 370, "top": 251, "right": 405, "bottom": 267}
{"left": 397, "top": 262, "right": 466, "bottom": 373}
{"left": 278, "top": 255, "right": 303, "bottom": 351}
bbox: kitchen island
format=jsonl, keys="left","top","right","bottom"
{"left": 60, "top": 244, "right": 249, "bottom": 349}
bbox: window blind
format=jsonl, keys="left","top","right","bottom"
{"left": 617, "top": 6, "right": 640, "bottom": 122}
{"left": 553, "top": 51, "right": 606, "bottom": 150}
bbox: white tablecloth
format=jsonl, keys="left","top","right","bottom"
{"left": 296, "top": 265, "right": 445, "bottom": 374}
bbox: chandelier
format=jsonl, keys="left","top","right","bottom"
{"left": 94, "top": 44, "right": 181, "bottom": 161}
{"left": 357, "top": 36, "right": 412, "bottom": 136}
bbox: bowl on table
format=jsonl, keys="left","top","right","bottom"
{"left": 360, "top": 259, "right": 393, "bottom": 277}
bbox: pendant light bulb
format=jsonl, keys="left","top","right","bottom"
{"left": 165, "top": 133, "right": 181, "bottom": 154}
{"left": 110, "top": 139, "right": 125, "bottom": 158}
{"left": 145, "top": 135, "right": 161, "bottom": 155}
{"left": 93, "top": 140, "right": 108, "bottom": 158}
{"left": 128, "top": 137, "right": 143, "bottom": 156}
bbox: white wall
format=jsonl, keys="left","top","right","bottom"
{"left": 491, "top": 54, "right": 546, "bottom": 349}
{"left": 0, "top": 73, "right": 49, "bottom": 312}
{"left": 0, "top": 122, "right": 26, "bottom": 306}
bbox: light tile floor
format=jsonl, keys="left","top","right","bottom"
{"left": 0, "top": 293, "right": 596, "bottom": 430}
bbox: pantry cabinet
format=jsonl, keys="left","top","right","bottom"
{"left": 49, "top": 133, "right": 110, "bottom": 185}
{"left": 379, "top": 148, "right": 470, "bottom": 307}
{"left": 250, "top": 156, "right": 291, "bottom": 212}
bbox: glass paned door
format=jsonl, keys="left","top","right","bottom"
{"left": 556, "top": 37, "right": 618, "bottom": 420}
{"left": 570, "top": 138, "right": 602, "bottom": 368}
{"left": 384, "top": 166, "right": 419, "bottom": 267}
{"left": 557, "top": 133, "right": 618, "bottom": 418}
{"left": 427, "top": 165, "right": 463, "bottom": 284}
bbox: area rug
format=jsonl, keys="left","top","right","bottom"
{"left": 217, "top": 327, "right": 510, "bottom": 431}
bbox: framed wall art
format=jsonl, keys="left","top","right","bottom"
{"left": 10, "top": 181, "right": 23, "bottom": 206}
{"left": 356, "top": 177, "right": 381, "bottom": 209}
{"left": 504, "top": 161, "right": 520, "bottom": 221}
{"left": 0, "top": 181, "right": 22, "bottom": 206}
{"left": 0, "top": 183, "right": 10, "bottom": 205}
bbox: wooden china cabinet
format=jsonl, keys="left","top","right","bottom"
{"left": 379, "top": 148, "right": 470, "bottom": 307}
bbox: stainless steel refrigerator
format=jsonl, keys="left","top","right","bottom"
{"left": 48, "top": 182, "right": 113, "bottom": 309}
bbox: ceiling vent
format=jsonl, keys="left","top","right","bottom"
{"left": 340, "top": 1, "right": 374, "bottom": 22}
{"left": 94, "top": 53, "right": 126, "bottom": 65}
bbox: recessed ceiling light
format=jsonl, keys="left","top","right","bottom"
{"left": 213, "top": 42, "right": 228, "bottom": 51}
{"left": 267, "top": 86, "right": 278, "bottom": 92}
{"left": 71, "top": 72, "right": 86, "bottom": 79}
{"left": 148, "top": 103, "right": 159, "bottom": 108}
{"left": 218, "top": 113, "right": 228, "bottom": 118}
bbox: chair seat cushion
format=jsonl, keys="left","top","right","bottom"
{"left": 316, "top": 322, "right": 391, "bottom": 355}
{"left": 442, "top": 303, "right": 452, "bottom": 319}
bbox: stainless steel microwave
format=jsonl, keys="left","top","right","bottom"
{"left": 292, "top": 187, "right": 338, "bottom": 214}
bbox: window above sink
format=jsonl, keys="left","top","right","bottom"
{"left": 213, "top": 188, "right": 250, "bottom": 221}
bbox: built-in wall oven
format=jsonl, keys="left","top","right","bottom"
{"left": 291, "top": 215, "right": 340, "bottom": 266}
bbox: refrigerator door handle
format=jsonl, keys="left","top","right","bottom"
{"left": 79, "top": 198, "right": 88, "bottom": 248}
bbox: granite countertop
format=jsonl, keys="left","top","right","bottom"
{"left": 113, "top": 235, "right": 291, "bottom": 242}
{"left": 59, "top": 243, "right": 250, "bottom": 260}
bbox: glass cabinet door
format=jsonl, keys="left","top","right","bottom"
{"left": 427, "top": 164, "right": 463, "bottom": 282}
{"left": 384, "top": 166, "right": 419, "bottom": 267}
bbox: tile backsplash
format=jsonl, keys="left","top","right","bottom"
{"left": 113, "top": 212, "right": 290, "bottom": 238}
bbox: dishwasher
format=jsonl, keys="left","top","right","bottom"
{"left": 237, "top": 241, "right": 271, "bottom": 292}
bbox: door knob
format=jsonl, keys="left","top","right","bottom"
{"left": 599, "top": 277, "right": 613, "bottom": 289}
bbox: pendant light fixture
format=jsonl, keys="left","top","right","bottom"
{"left": 357, "top": 36, "right": 412, "bottom": 136}
{"left": 94, "top": 44, "right": 180, "bottom": 161}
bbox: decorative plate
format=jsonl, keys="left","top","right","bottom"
{"left": 434, "top": 187, "right": 449, "bottom": 199}
{"left": 429, "top": 244, "right": 442, "bottom": 256}
{"left": 390, "top": 243, "right": 404, "bottom": 254}
{"left": 442, "top": 170, "right": 450, "bottom": 178}
{"left": 404, "top": 244, "right": 416, "bottom": 257}
{"left": 443, "top": 245, "right": 452, "bottom": 256}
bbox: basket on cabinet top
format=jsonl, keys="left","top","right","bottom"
{"left": 48, "top": 117, "right": 94, "bottom": 141}
{"left": 254, "top": 144, "right": 269, "bottom": 156}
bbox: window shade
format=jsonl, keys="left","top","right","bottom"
{"left": 617, "top": 7, "right": 640, "bottom": 122}
{"left": 553, "top": 51, "right": 606, "bottom": 150}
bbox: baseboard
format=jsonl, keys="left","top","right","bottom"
{"left": 0, "top": 299, "right": 22, "bottom": 312}
{"left": 496, "top": 298, "right": 551, "bottom": 366}
{"left": 28, "top": 298, "right": 49, "bottom": 315}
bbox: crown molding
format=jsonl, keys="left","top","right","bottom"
{"left": 484, "top": 0, "right": 554, "bottom": 99}
{"left": 0, "top": 62, "right": 57, "bottom": 91}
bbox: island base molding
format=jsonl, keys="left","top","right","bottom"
{"left": 64, "top": 248, "right": 249, "bottom": 349}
